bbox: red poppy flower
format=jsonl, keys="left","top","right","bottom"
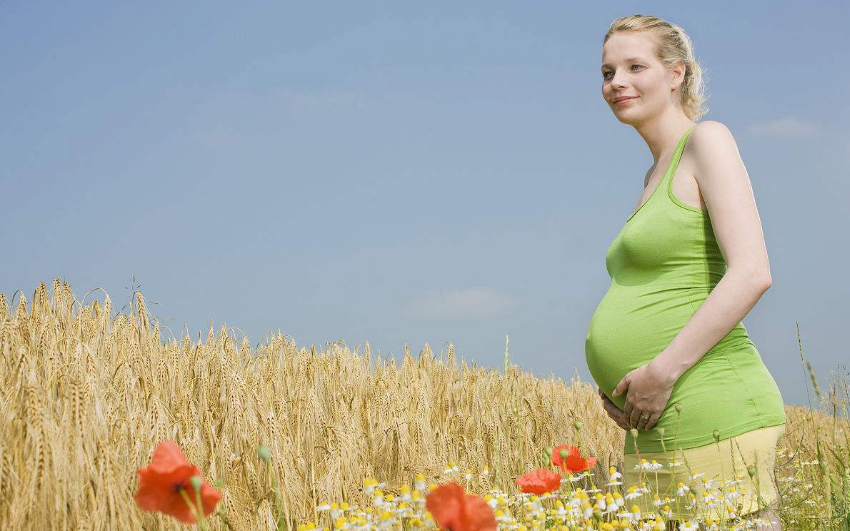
{"left": 551, "top": 444, "right": 597, "bottom": 474}
{"left": 515, "top": 468, "right": 562, "bottom": 495}
{"left": 425, "top": 482, "right": 497, "bottom": 531}
{"left": 135, "top": 440, "right": 222, "bottom": 524}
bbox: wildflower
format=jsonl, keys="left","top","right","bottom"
{"left": 613, "top": 492, "right": 625, "bottom": 507}
{"left": 134, "top": 440, "right": 222, "bottom": 524}
{"left": 676, "top": 482, "right": 690, "bottom": 497}
{"left": 632, "top": 458, "right": 661, "bottom": 471}
{"left": 516, "top": 469, "right": 562, "bottom": 495}
{"left": 494, "top": 509, "right": 512, "bottom": 523}
{"left": 425, "top": 482, "right": 497, "bottom": 531}
{"left": 624, "top": 485, "right": 642, "bottom": 500}
{"left": 725, "top": 486, "right": 741, "bottom": 502}
{"left": 550, "top": 445, "right": 597, "bottom": 474}
{"left": 444, "top": 461, "right": 460, "bottom": 474}
{"left": 703, "top": 477, "right": 719, "bottom": 492}
{"left": 702, "top": 489, "right": 720, "bottom": 507}
{"left": 677, "top": 520, "right": 698, "bottom": 531}
{"left": 415, "top": 473, "right": 427, "bottom": 491}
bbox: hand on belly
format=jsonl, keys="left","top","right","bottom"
{"left": 611, "top": 362, "right": 675, "bottom": 431}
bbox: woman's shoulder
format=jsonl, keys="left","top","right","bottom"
{"left": 687, "top": 120, "right": 742, "bottom": 166}
{"left": 689, "top": 120, "right": 737, "bottom": 146}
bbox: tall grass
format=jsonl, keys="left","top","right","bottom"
{"left": 0, "top": 280, "right": 847, "bottom": 530}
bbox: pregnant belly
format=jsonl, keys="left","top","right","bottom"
{"left": 585, "top": 284, "right": 698, "bottom": 408}
{"left": 585, "top": 283, "right": 785, "bottom": 452}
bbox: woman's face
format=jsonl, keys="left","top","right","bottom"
{"left": 601, "top": 32, "right": 682, "bottom": 125}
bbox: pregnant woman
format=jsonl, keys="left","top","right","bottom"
{"left": 584, "top": 15, "right": 787, "bottom": 528}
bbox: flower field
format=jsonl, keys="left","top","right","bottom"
{"left": 0, "top": 280, "right": 847, "bottom": 530}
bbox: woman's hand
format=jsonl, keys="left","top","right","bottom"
{"left": 612, "top": 362, "right": 675, "bottom": 430}
{"left": 597, "top": 388, "right": 630, "bottom": 430}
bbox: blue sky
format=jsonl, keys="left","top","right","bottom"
{"left": 2, "top": 2, "right": 847, "bottom": 407}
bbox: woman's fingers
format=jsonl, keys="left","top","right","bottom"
{"left": 623, "top": 401, "right": 633, "bottom": 427}
{"left": 601, "top": 396, "right": 629, "bottom": 430}
{"left": 645, "top": 411, "right": 661, "bottom": 430}
{"left": 636, "top": 411, "right": 650, "bottom": 430}
{"left": 629, "top": 408, "right": 645, "bottom": 429}
{"left": 601, "top": 387, "right": 662, "bottom": 431}
{"left": 634, "top": 409, "right": 662, "bottom": 430}
{"left": 597, "top": 389, "right": 632, "bottom": 431}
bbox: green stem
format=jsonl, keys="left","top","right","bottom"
{"left": 195, "top": 487, "right": 209, "bottom": 529}
{"left": 267, "top": 461, "right": 287, "bottom": 530}
{"left": 179, "top": 488, "right": 209, "bottom": 531}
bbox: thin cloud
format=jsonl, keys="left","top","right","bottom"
{"left": 278, "top": 89, "right": 367, "bottom": 110}
{"left": 192, "top": 124, "right": 246, "bottom": 149}
{"left": 403, "top": 286, "right": 518, "bottom": 320}
{"left": 746, "top": 116, "right": 825, "bottom": 139}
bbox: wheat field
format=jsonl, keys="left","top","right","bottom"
{"left": 0, "top": 280, "right": 845, "bottom": 530}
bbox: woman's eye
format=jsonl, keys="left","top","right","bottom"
{"left": 602, "top": 65, "right": 642, "bottom": 79}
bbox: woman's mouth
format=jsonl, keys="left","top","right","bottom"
{"left": 615, "top": 96, "right": 638, "bottom": 107}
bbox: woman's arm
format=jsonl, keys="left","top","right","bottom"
{"left": 650, "top": 120, "right": 773, "bottom": 385}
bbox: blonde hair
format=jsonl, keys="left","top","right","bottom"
{"left": 603, "top": 15, "right": 709, "bottom": 120}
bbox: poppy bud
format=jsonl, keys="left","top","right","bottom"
{"left": 656, "top": 427, "right": 664, "bottom": 437}
{"left": 630, "top": 428, "right": 638, "bottom": 438}
{"left": 574, "top": 420, "right": 583, "bottom": 431}
{"left": 592, "top": 507, "right": 603, "bottom": 521}
{"left": 712, "top": 430, "right": 720, "bottom": 442}
{"left": 674, "top": 403, "right": 682, "bottom": 413}
{"left": 190, "top": 476, "right": 202, "bottom": 493}
{"left": 257, "top": 445, "right": 271, "bottom": 463}
{"left": 747, "top": 466, "right": 756, "bottom": 478}
{"left": 560, "top": 448, "right": 569, "bottom": 460}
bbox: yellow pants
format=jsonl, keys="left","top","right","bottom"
{"left": 623, "top": 424, "right": 786, "bottom": 521}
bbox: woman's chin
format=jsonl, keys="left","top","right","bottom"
{"left": 613, "top": 111, "right": 644, "bottom": 126}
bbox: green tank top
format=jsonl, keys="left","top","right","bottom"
{"left": 585, "top": 124, "right": 786, "bottom": 454}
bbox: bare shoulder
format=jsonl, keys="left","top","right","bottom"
{"left": 685, "top": 120, "right": 742, "bottom": 175}
{"left": 688, "top": 121, "right": 740, "bottom": 156}
{"left": 685, "top": 120, "right": 749, "bottom": 193}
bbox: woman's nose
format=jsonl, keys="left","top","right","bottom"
{"left": 609, "top": 71, "right": 628, "bottom": 90}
